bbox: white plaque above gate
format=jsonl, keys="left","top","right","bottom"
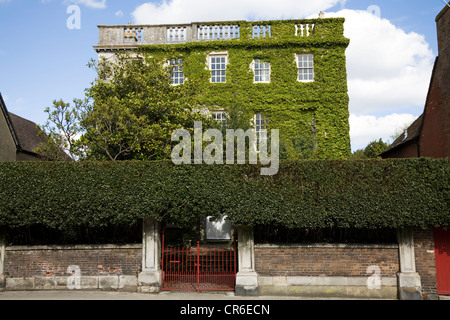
{"left": 206, "top": 215, "right": 232, "bottom": 240}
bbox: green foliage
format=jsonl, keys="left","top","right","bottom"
{"left": 350, "top": 139, "right": 390, "bottom": 159}
{"left": 39, "top": 18, "right": 350, "bottom": 161}
{"left": 280, "top": 135, "right": 317, "bottom": 159}
{"left": 35, "top": 99, "right": 81, "bottom": 161}
{"left": 350, "top": 149, "right": 366, "bottom": 160}
{"left": 39, "top": 53, "right": 217, "bottom": 161}
{"left": 364, "top": 139, "right": 390, "bottom": 159}
{"left": 79, "top": 53, "right": 217, "bottom": 161}
{"left": 138, "top": 18, "right": 351, "bottom": 160}
{"left": 0, "top": 159, "right": 448, "bottom": 231}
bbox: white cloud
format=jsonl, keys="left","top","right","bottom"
{"left": 320, "top": 9, "right": 434, "bottom": 150}
{"left": 349, "top": 113, "right": 417, "bottom": 151}
{"left": 132, "top": 0, "right": 344, "bottom": 24}
{"left": 323, "top": 9, "right": 435, "bottom": 115}
{"left": 115, "top": 10, "right": 124, "bottom": 17}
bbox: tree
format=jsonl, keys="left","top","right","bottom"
{"left": 40, "top": 52, "right": 216, "bottom": 161}
{"left": 363, "top": 139, "right": 389, "bottom": 159}
{"left": 35, "top": 99, "right": 81, "bottom": 161}
{"left": 79, "top": 52, "right": 217, "bottom": 161}
{"left": 349, "top": 149, "right": 366, "bottom": 160}
{"left": 350, "top": 139, "right": 389, "bottom": 159}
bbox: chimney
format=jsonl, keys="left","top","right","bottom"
{"left": 319, "top": 11, "right": 325, "bottom": 19}
{"left": 436, "top": 4, "right": 450, "bottom": 55}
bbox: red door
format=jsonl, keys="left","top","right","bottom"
{"left": 434, "top": 227, "right": 450, "bottom": 295}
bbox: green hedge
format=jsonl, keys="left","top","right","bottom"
{"left": 0, "top": 159, "right": 448, "bottom": 230}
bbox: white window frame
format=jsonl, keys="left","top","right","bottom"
{"left": 252, "top": 59, "right": 271, "bottom": 83}
{"left": 212, "top": 110, "right": 228, "bottom": 125}
{"left": 254, "top": 113, "right": 269, "bottom": 152}
{"left": 208, "top": 52, "right": 228, "bottom": 83}
{"left": 296, "top": 54, "right": 314, "bottom": 82}
{"left": 169, "top": 58, "right": 184, "bottom": 86}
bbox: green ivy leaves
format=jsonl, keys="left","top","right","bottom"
{"left": 0, "top": 159, "right": 448, "bottom": 230}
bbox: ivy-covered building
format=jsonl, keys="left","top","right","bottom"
{"left": 94, "top": 16, "right": 351, "bottom": 159}
{"left": 2, "top": 15, "right": 447, "bottom": 301}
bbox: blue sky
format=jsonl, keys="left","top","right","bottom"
{"left": 0, "top": 0, "right": 448, "bottom": 151}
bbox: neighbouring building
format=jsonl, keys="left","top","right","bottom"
{"left": 381, "top": 4, "right": 450, "bottom": 299}
{"left": 0, "top": 93, "right": 47, "bottom": 162}
{"left": 381, "top": 5, "right": 449, "bottom": 159}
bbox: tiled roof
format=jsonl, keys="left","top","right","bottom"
{"left": 380, "top": 114, "right": 423, "bottom": 156}
{"left": 8, "top": 112, "right": 47, "bottom": 155}
{"left": 1, "top": 92, "right": 46, "bottom": 155}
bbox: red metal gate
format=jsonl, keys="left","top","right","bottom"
{"left": 161, "top": 235, "right": 236, "bottom": 292}
{"left": 434, "top": 227, "right": 450, "bottom": 295}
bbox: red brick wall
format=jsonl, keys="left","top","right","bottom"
{"left": 3, "top": 245, "right": 142, "bottom": 278}
{"left": 255, "top": 244, "right": 399, "bottom": 277}
{"left": 420, "top": 59, "right": 450, "bottom": 158}
{"left": 436, "top": 6, "right": 449, "bottom": 55}
{"left": 382, "top": 140, "right": 419, "bottom": 159}
{"left": 413, "top": 229, "right": 438, "bottom": 298}
{"left": 420, "top": 6, "right": 450, "bottom": 158}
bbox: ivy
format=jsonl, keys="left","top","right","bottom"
{"left": 136, "top": 18, "right": 351, "bottom": 160}
{"left": 0, "top": 159, "right": 448, "bottom": 231}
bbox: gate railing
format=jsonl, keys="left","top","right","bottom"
{"left": 161, "top": 235, "right": 236, "bottom": 292}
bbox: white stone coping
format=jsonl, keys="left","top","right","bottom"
{"left": 258, "top": 276, "right": 397, "bottom": 287}
{"left": 6, "top": 244, "right": 142, "bottom": 251}
{"left": 255, "top": 243, "right": 398, "bottom": 249}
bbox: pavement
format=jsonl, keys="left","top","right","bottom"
{"left": 0, "top": 290, "right": 358, "bottom": 300}
{"left": 0, "top": 291, "right": 387, "bottom": 320}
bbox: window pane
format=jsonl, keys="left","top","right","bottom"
{"left": 297, "top": 54, "right": 314, "bottom": 81}
{"left": 170, "top": 59, "right": 184, "bottom": 85}
{"left": 254, "top": 59, "right": 270, "bottom": 83}
{"left": 210, "top": 55, "right": 227, "bottom": 83}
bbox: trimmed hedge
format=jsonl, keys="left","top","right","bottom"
{"left": 0, "top": 158, "right": 448, "bottom": 231}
